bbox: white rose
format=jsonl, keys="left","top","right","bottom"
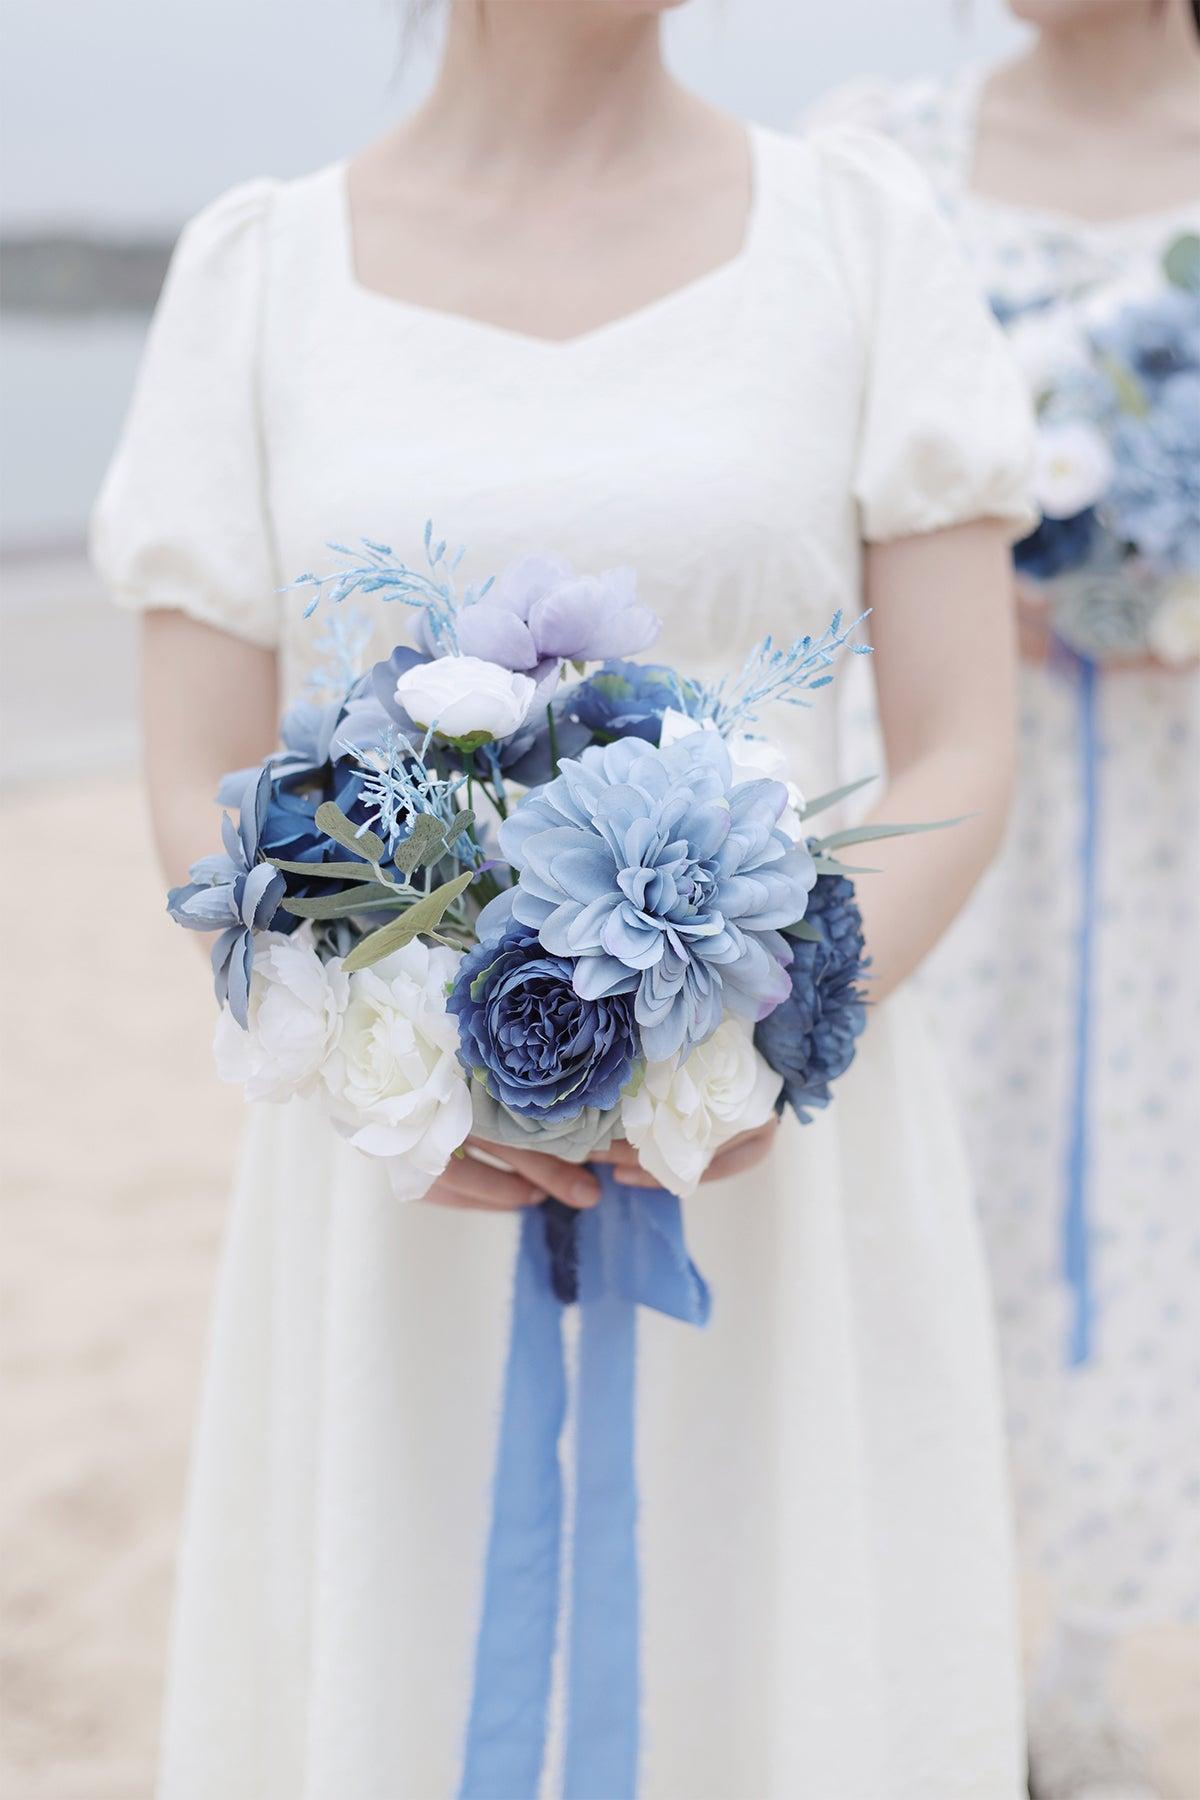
{"left": 620, "top": 1018, "right": 783, "bottom": 1198}
{"left": 321, "top": 939, "right": 472, "bottom": 1200}
{"left": 394, "top": 655, "right": 536, "bottom": 742}
{"left": 213, "top": 927, "right": 348, "bottom": 1104}
{"left": 659, "top": 709, "right": 806, "bottom": 840}
{"left": 1148, "top": 576, "right": 1200, "bottom": 667}
{"left": 1008, "top": 307, "right": 1091, "bottom": 400}
{"left": 1033, "top": 420, "right": 1114, "bottom": 520}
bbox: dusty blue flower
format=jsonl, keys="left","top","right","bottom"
{"left": 1105, "top": 377, "right": 1200, "bottom": 570}
{"left": 754, "top": 866, "right": 868, "bottom": 1123}
{"left": 448, "top": 922, "right": 637, "bottom": 1121}
{"left": 167, "top": 765, "right": 286, "bottom": 1026}
{"left": 1093, "top": 287, "right": 1200, "bottom": 398}
{"left": 480, "top": 731, "right": 814, "bottom": 1061}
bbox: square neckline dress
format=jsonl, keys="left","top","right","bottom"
{"left": 93, "top": 122, "right": 1036, "bottom": 1799}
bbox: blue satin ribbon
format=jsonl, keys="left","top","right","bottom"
{"left": 1064, "top": 651, "right": 1099, "bottom": 1366}
{"left": 459, "top": 1168, "right": 710, "bottom": 1800}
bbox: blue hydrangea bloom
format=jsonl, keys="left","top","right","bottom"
{"left": 1106, "top": 376, "right": 1200, "bottom": 570}
{"left": 448, "top": 922, "right": 637, "bottom": 1122}
{"left": 1015, "top": 508, "right": 1098, "bottom": 581}
{"left": 167, "top": 764, "right": 286, "bottom": 1026}
{"left": 480, "top": 731, "right": 815, "bottom": 1062}
{"left": 1092, "top": 287, "right": 1200, "bottom": 397}
{"left": 754, "top": 867, "right": 868, "bottom": 1123}
{"left": 567, "top": 660, "right": 695, "bottom": 745}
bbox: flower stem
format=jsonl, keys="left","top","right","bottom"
{"left": 547, "top": 703, "right": 560, "bottom": 774}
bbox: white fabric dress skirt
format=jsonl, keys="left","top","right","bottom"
{"left": 92, "top": 121, "right": 1037, "bottom": 1798}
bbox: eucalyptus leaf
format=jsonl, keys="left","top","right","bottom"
{"left": 815, "top": 816, "right": 964, "bottom": 851}
{"left": 314, "top": 801, "right": 385, "bottom": 865}
{"left": 442, "top": 808, "right": 475, "bottom": 848}
{"left": 279, "top": 882, "right": 404, "bottom": 921}
{"left": 393, "top": 813, "right": 449, "bottom": 875}
{"left": 343, "top": 871, "right": 475, "bottom": 973}
{"left": 798, "top": 775, "right": 877, "bottom": 822}
{"left": 1096, "top": 351, "right": 1148, "bottom": 420}
{"left": 1164, "top": 231, "right": 1200, "bottom": 294}
{"left": 268, "top": 857, "right": 390, "bottom": 881}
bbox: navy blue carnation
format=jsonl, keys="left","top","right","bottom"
{"left": 754, "top": 868, "right": 869, "bottom": 1124}
{"left": 448, "top": 923, "right": 637, "bottom": 1122}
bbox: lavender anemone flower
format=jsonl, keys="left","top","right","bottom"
{"left": 167, "top": 764, "right": 286, "bottom": 1027}
{"left": 417, "top": 554, "right": 661, "bottom": 676}
{"left": 479, "top": 730, "right": 815, "bottom": 1062}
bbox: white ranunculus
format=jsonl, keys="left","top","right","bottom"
{"left": 394, "top": 655, "right": 536, "bottom": 743}
{"left": 658, "top": 709, "right": 806, "bottom": 840}
{"left": 621, "top": 1018, "right": 783, "bottom": 1198}
{"left": 1148, "top": 576, "right": 1200, "bottom": 667}
{"left": 321, "top": 939, "right": 472, "bottom": 1200}
{"left": 1033, "top": 420, "right": 1114, "bottom": 521}
{"left": 214, "top": 929, "right": 348, "bottom": 1103}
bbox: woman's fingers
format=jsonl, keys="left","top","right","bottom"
{"left": 491, "top": 1144, "right": 601, "bottom": 1209}
{"left": 423, "top": 1154, "right": 545, "bottom": 1212}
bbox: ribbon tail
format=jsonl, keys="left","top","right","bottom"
{"left": 459, "top": 1210, "right": 568, "bottom": 1800}
{"left": 1064, "top": 653, "right": 1098, "bottom": 1366}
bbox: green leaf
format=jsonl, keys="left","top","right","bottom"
{"left": 342, "top": 871, "right": 475, "bottom": 973}
{"left": 815, "top": 816, "right": 965, "bottom": 852}
{"left": 278, "top": 882, "right": 405, "bottom": 921}
{"left": 811, "top": 854, "right": 879, "bottom": 877}
{"left": 798, "top": 775, "right": 877, "bottom": 822}
{"left": 1164, "top": 231, "right": 1200, "bottom": 293}
{"left": 1096, "top": 351, "right": 1148, "bottom": 420}
{"left": 442, "top": 808, "right": 475, "bottom": 848}
{"left": 313, "top": 801, "right": 385, "bottom": 865}
{"left": 268, "top": 857, "right": 389, "bottom": 881}
{"left": 393, "top": 813, "right": 449, "bottom": 875}
{"left": 440, "top": 729, "right": 495, "bottom": 754}
{"left": 783, "top": 917, "right": 823, "bottom": 942}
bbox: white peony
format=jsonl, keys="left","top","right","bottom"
{"left": 1032, "top": 420, "right": 1114, "bottom": 520}
{"left": 1148, "top": 577, "right": 1200, "bottom": 668}
{"left": 321, "top": 939, "right": 472, "bottom": 1200}
{"left": 659, "top": 709, "right": 806, "bottom": 840}
{"left": 213, "top": 928, "right": 348, "bottom": 1104}
{"left": 621, "top": 1018, "right": 783, "bottom": 1198}
{"left": 394, "top": 655, "right": 536, "bottom": 743}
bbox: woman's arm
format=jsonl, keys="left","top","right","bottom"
{"left": 141, "top": 610, "right": 279, "bottom": 889}
{"left": 854, "top": 516, "right": 1018, "bottom": 1000}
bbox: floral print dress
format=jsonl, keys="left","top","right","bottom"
{"left": 816, "top": 67, "right": 1200, "bottom": 1798}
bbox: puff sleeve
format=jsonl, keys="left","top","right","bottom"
{"left": 89, "top": 179, "right": 282, "bottom": 647}
{"left": 812, "top": 128, "right": 1037, "bottom": 544}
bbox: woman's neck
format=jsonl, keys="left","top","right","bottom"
{"left": 405, "top": 2, "right": 687, "bottom": 179}
{"left": 1018, "top": 3, "right": 1198, "bottom": 118}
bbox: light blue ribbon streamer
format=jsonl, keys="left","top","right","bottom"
{"left": 1064, "top": 651, "right": 1099, "bottom": 1365}
{"left": 459, "top": 1169, "right": 710, "bottom": 1800}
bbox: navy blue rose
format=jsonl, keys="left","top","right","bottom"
{"left": 567, "top": 660, "right": 695, "bottom": 746}
{"left": 448, "top": 923, "right": 637, "bottom": 1122}
{"left": 754, "top": 867, "right": 869, "bottom": 1123}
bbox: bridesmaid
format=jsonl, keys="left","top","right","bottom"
{"left": 815, "top": 4, "right": 1200, "bottom": 1795}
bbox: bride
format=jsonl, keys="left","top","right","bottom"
{"left": 93, "top": 3, "right": 1036, "bottom": 1794}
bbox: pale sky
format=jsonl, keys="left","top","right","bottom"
{"left": 2, "top": 0, "right": 1027, "bottom": 232}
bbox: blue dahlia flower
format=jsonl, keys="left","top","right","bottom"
{"left": 567, "top": 660, "right": 695, "bottom": 745}
{"left": 480, "top": 731, "right": 815, "bottom": 1062}
{"left": 1014, "top": 508, "right": 1099, "bottom": 582}
{"left": 448, "top": 922, "right": 637, "bottom": 1122}
{"left": 754, "top": 867, "right": 868, "bottom": 1123}
{"left": 167, "top": 764, "right": 286, "bottom": 1027}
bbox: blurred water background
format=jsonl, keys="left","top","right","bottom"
{"left": 0, "top": 2, "right": 1026, "bottom": 1793}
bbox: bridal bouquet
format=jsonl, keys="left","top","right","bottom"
{"left": 169, "top": 530, "right": 891, "bottom": 1226}
{"left": 1010, "top": 229, "right": 1200, "bottom": 663}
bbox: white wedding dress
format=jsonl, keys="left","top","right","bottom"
{"left": 93, "top": 124, "right": 1035, "bottom": 1800}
